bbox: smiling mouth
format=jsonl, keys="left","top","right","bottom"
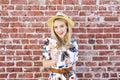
{"left": 58, "top": 32, "right": 63, "bottom": 35}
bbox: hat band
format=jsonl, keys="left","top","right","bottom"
{"left": 57, "top": 15, "right": 69, "bottom": 18}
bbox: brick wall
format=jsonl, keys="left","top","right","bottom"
{"left": 0, "top": 0, "right": 120, "bottom": 80}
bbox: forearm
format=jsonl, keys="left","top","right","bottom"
{"left": 42, "top": 59, "right": 56, "bottom": 67}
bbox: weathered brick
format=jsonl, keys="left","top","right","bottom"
{"left": 28, "top": 0, "right": 45, "bottom": 4}
{"left": 0, "top": 0, "right": 9, "bottom": 4}
{"left": 16, "top": 62, "right": 32, "bottom": 66}
{"left": 11, "top": 0, "right": 27, "bottom": 4}
{"left": 0, "top": 74, "right": 8, "bottom": 78}
{"left": 0, "top": 0, "right": 120, "bottom": 79}
{"left": 81, "top": 0, "right": 96, "bottom": 5}
{"left": 104, "top": 17, "right": 118, "bottom": 21}
{"left": 85, "top": 73, "right": 93, "bottom": 78}
{"left": 7, "top": 68, "right": 22, "bottom": 72}
{"left": 46, "top": 0, "right": 62, "bottom": 4}
{"left": 63, "top": 0, "right": 78, "bottom": 4}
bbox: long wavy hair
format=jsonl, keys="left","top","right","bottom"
{"left": 51, "top": 18, "right": 72, "bottom": 50}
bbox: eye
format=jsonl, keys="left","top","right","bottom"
{"left": 60, "top": 25, "right": 64, "bottom": 28}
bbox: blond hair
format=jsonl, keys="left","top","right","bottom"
{"left": 51, "top": 18, "right": 72, "bottom": 50}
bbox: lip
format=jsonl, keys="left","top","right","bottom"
{"left": 58, "top": 32, "right": 63, "bottom": 35}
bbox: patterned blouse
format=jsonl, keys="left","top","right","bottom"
{"left": 42, "top": 37, "right": 78, "bottom": 80}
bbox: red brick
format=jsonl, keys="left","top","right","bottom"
{"left": 110, "top": 45, "right": 120, "bottom": 49}
{"left": 46, "top": 0, "right": 62, "bottom": 4}
{"left": 9, "top": 73, "right": 16, "bottom": 78}
{"left": 96, "top": 34, "right": 112, "bottom": 38}
{"left": 104, "top": 28, "right": 119, "bottom": 33}
{"left": 33, "top": 56, "right": 40, "bottom": 60}
{"left": 0, "top": 74, "right": 8, "bottom": 78}
{"left": 6, "top": 45, "right": 22, "bottom": 49}
{"left": 110, "top": 73, "right": 117, "bottom": 77}
{"left": 112, "top": 39, "right": 120, "bottom": 44}
{"left": 79, "top": 34, "right": 95, "bottom": 38}
{"left": 34, "top": 73, "right": 42, "bottom": 78}
{"left": 23, "top": 56, "right": 33, "bottom": 60}
{"left": 0, "top": 0, "right": 9, "bottom": 4}
{"left": 94, "top": 45, "right": 108, "bottom": 50}
{"left": 16, "top": 62, "right": 32, "bottom": 66}
{"left": 94, "top": 73, "right": 101, "bottom": 78}
{"left": 11, "top": 0, "right": 27, "bottom": 4}
{"left": 11, "top": 23, "right": 26, "bottom": 27}
{"left": 10, "top": 11, "right": 26, "bottom": 16}
{"left": 87, "top": 28, "right": 103, "bottom": 33}
{"left": 110, "top": 56, "right": 120, "bottom": 61}
{"left": 0, "top": 23, "right": 9, "bottom": 27}
{"left": 1, "top": 17, "right": 18, "bottom": 22}
{"left": 99, "top": 0, "right": 119, "bottom": 5}
{"left": 76, "top": 62, "right": 84, "bottom": 66}
{"left": 93, "top": 56, "right": 108, "bottom": 61}
{"left": 76, "top": 73, "right": 83, "bottom": 78}
{"left": 25, "top": 73, "right": 33, "bottom": 78}
{"left": 28, "top": 11, "right": 44, "bottom": 16}
{"left": 113, "top": 34, "right": 120, "bottom": 38}
{"left": 99, "top": 51, "right": 114, "bottom": 55}
{"left": 7, "top": 68, "right": 22, "bottom": 72}
{"left": 79, "top": 11, "right": 86, "bottom": 16}
{"left": 0, "top": 56, "right": 5, "bottom": 61}
{"left": 0, "top": 11, "right": 8, "bottom": 16}
{"left": 28, "top": 0, "right": 45, "bottom": 4}
{"left": 99, "top": 62, "right": 112, "bottom": 66}
{"left": 116, "top": 51, "right": 120, "bottom": 55}
{"left": 0, "top": 68, "right": 5, "bottom": 72}
{"left": 6, "top": 56, "right": 22, "bottom": 61}
{"left": 16, "top": 5, "right": 23, "bottom": 10}
{"left": 66, "top": 6, "right": 74, "bottom": 10}
{"left": 96, "top": 11, "right": 112, "bottom": 16}
{"left": 102, "top": 73, "right": 109, "bottom": 78}
{"left": 34, "top": 62, "right": 42, "bottom": 66}
{"left": 99, "top": 6, "right": 107, "bottom": 10}
{"left": 85, "top": 62, "right": 97, "bottom": 66}
{"left": 92, "top": 67, "right": 106, "bottom": 72}
{"left": 33, "top": 51, "right": 42, "bottom": 55}
{"left": 43, "top": 73, "right": 49, "bottom": 77}
{"left": 72, "top": 28, "right": 86, "bottom": 33}
{"left": 57, "top": 6, "right": 64, "bottom": 10}
{"left": 47, "top": 6, "right": 56, "bottom": 10}
{"left": 23, "top": 68, "right": 40, "bottom": 72}
{"left": 2, "top": 28, "right": 18, "bottom": 33}
{"left": 85, "top": 73, "right": 93, "bottom": 78}
{"left": 16, "top": 51, "right": 32, "bottom": 55}
{"left": 74, "top": 5, "right": 81, "bottom": 10}
{"left": 79, "top": 45, "right": 92, "bottom": 50}
{"left": 115, "top": 62, "right": 120, "bottom": 66}
{"left": 63, "top": 0, "right": 78, "bottom": 4}
{"left": 73, "top": 17, "right": 85, "bottom": 22}
{"left": 21, "top": 39, "right": 29, "bottom": 44}
{"left": 2, "top": 5, "right": 14, "bottom": 10}
{"left": 82, "top": 6, "right": 97, "bottom": 11}
{"left": 104, "top": 17, "right": 118, "bottom": 21}
{"left": 82, "top": 0, "right": 96, "bottom": 5}
{"left": 24, "top": 45, "right": 40, "bottom": 49}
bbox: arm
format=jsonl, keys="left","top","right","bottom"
{"left": 42, "top": 59, "right": 56, "bottom": 67}
{"left": 42, "top": 37, "right": 57, "bottom": 67}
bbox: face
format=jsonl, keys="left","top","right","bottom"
{"left": 53, "top": 19, "right": 68, "bottom": 40}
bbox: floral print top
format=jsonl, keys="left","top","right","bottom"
{"left": 42, "top": 37, "right": 78, "bottom": 79}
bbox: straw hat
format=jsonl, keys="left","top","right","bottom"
{"left": 47, "top": 12, "right": 74, "bottom": 28}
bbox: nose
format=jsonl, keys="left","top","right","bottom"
{"left": 57, "top": 27, "right": 61, "bottom": 32}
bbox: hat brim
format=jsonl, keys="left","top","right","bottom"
{"left": 47, "top": 16, "right": 74, "bottom": 28}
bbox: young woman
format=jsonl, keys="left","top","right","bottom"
{"left": 42, "top": 12, "right": 78, "bottom": 80}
